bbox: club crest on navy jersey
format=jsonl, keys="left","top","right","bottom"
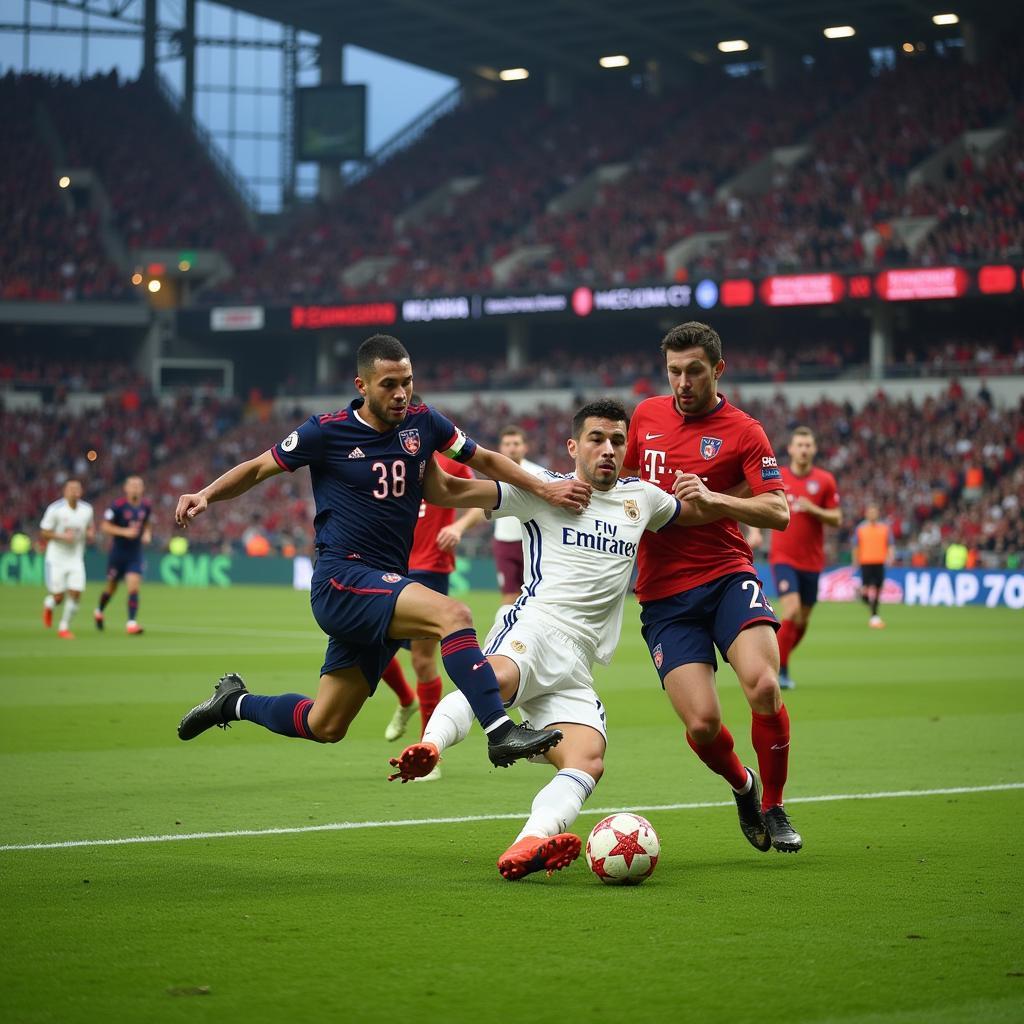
{"left": 399, "top": 429, "right": 421, "bottom": 455}
{"left": 700, "top": 436, "right": 723, "bottom": 460}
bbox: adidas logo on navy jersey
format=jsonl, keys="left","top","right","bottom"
{"left": 349, "top": 447, "right": 365, "bottom": 459}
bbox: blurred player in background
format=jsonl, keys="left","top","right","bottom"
{"left": 853, "top": 503, "right": 893, "bottom": 629}
{"left": 390, "top": 398, "right": 713, "bottom": 880}
{"left": 175, "top": 334, "right": 590, "bottom": 773}
{"left": 95, "top": 475, "right": 152, "bottom": 635}
{"left": 626, "top": 321, "right": 802, "bottom": 854}
{"left": 40, "top": 479, "right": 94, "bottom": 639}
{"left": 769, "top": 426, "right": 842, "bottom": 689}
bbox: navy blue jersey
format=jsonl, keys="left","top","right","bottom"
{"left": 104, "top": 497, "right": 152, "bottom": 557}
{"left": 271, "top": 399, "right": 477, "bottom": 574}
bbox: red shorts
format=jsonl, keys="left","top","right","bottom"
{"left": 492, "top": 538, "right": 524, "bottom": 596}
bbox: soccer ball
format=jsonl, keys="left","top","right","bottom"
{"left": 585, "top": 813, "right": 660, "bottom": 885}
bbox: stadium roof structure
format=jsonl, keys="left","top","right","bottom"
{"left": 228, "top": 0, "right": 1005, "bottom": 80}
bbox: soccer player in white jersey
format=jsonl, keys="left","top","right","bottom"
{"left": 389, "top": 399, "right": 711, "bottom": 880}
{"left": 40, "top": 479, "right": 95, "bottom": 639}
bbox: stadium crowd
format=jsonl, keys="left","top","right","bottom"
{"left": 3, "top": 357, "right": 1020, "bottom": 571}
{"left": 5, "top": 44, "right": 1022, "bottom": 308}
{"left": 0, "top": 73, "right": 128, "bottom": 302}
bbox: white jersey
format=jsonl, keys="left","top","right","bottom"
{"left": 493, "top": 458, "right": 546, "bottom": 542}
{"left": 487, "top": 472, "right": 679, "bottom": 665}
{"left": 40, "top": 498, "right": 94, "bottom": 562}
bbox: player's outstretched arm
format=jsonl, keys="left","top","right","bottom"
{"left": 673, "top": 473, "right": 789, "bottom": 530}
{"left": 423, "top": 460, "right": 499, "bottom": 510}
{"left": 175, "top": 450, "right": 283, "bottom": 527}
{"left": 467, "top": 446, "right": 590, "bottom": 513}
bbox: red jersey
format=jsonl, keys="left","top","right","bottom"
{"left": 769, "top": 465, "right": 840, "bottom": 572}
{"left": 408, "top": 454, "right": 473, "bottom": 574}
{"left": 625, "top": 394, "right": 782, "bottom": 601}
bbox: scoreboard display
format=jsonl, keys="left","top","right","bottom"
{"left": 296, "top": 84, "right": 367, "bottom": 162}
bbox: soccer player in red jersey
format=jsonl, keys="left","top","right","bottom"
{"left": 624, "top": 321, "right": 801, "bottom": 853}
{"left": 769, "top": 427, "right": 842, "bottom": 689}
{"left": 381, "top": 451, "right": 477, "bottom": 778}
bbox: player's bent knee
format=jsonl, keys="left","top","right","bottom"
{"left": 439, "top": 598, "right": 474, "bottom": 635}
{"left": 687, "top": 717, "right": 723, "bottom": 744}
{"left": 309, "top": 718, "right": 349, "bottom": 743}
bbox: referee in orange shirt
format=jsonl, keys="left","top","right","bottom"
{"left": 852, "top": 503, "right": 894, "bottom": 629}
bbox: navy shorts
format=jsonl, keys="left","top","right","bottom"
{"left": 399, "top": 570, "right": 450, "bottom": 650}
{"left": 860, "top": 563, "right": 885, "bottom": 589}
{"left": 772, "top": 563, "right": 820, "bottom": 607}
{"left": 107, "top": 552, "right": 144, "bottom": 580}
{"left": 640, "top": 571, "right": 780, "bottom": 680}
{"left": 408, "top": 569, "right": 450, "bottom": 597}
{"left": 310, "top": 559, "right": 415, "bottom": 688}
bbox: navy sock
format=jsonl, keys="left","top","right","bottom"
{"left": 128, "top": 592, "right": 139, "bottom": 620}
{"left": 98, "top": 591, "right": 111, "bottom": 611}
{"left": 239, "top": 693, "right": 320, "bottom": 741}
{"left": 440, "top": 629, "right": 509, "bottom": 731}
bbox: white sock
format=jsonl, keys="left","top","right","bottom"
{"left": 515, "top": 769, "right": 597, "bottom": 842}
{"left": 422, "top": 690, "right": 475, "bottom": 753}
{"left": 59, "top": 597, "right": 78, "bottom": 630}
{"left": 44, "top": 595, "right": 57, "bottom": 610}
{"left": 733, "top": 768, "right": 753, "bottom": 795}
{"left": 234, "top": 694, "right": 247, "bottom": 720}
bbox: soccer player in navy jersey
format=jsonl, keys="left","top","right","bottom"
{"left": 174, "top": 334, "right": 591, "bottom": 771}
{"left": 95, "top": 475, "right": 152, "bottom": 635}
{"left": 624, "top": 321, "right": 802, "bottom": 853}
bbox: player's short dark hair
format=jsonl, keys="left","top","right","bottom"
{"left": 572, "top": 398, "right": 629, "bottom": 439}
{"left": 499, "top": 425, "right": 526, "bottom": 440}
{"left": 660, "top": 321, "right": 723, "bottom": 364}
{"left": 791, "top": 425, "right": 815, "bottom": 440}
{"left": 357, "top": 334, "right": 410, "bottom": 378}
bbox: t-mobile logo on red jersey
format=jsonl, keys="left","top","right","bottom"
{"left": 643, "top": 449, "right": 667, "bottom": 482}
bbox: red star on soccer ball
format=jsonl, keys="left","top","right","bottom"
{"left": 607, "top": 827, "right": 646, "bottom": 868}
{"left": 590, "top": 856, "right": 613, "bottom": 880}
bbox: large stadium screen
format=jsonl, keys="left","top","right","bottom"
{"left": 296, "top": 85, "right": 367, "bottom": 162}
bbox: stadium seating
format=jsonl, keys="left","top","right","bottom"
{"left": 0, "top": 73, "right": 128, "bottom": 301}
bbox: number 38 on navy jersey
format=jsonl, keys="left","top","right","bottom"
{"left": 271, "top": 398, "right": 477, "bottom": 575}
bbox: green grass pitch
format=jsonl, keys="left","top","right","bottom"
{"left": 1, "top": 584, "right": 1022, "bottom": 1024}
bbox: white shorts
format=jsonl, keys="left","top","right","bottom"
{"left": 484, "top": 617, "right": 607, "bottom": 747}
{"left": 46, "top": 558, "right": 86, "bottom": 594}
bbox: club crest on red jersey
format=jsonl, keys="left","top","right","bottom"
{"left": 399, "top": 429, "right": 421, "bottom": 455}
{"left": 700, "top": 436, "right": 723, "bottom": 460}
{"left": 807, "top": 480, "right": 820, "bottom": 495}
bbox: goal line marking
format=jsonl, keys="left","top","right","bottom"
{"left": 2, "top": 782, "right": 1021, "bottom": 853}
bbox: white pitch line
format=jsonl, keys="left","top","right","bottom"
{"left": 2, "top": 782, "right": 1021, "bottom": 853}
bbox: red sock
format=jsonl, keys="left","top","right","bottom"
{"left": 791, "top": 622, "right": 807, "bottom": 653}
{"left": 381, "top": 658, "right": 415, "bottom": 707}
{"left": 686, "top": 725, "right": 748, "bottom": 791}
{"left": 751, "top": 705, "right": 790, "bottom": 810}
{"left": 417, "top": 677, "right": 443, "bottom": 737}
{"left": 777, "top": 620, "right": 799, "bottom": 669}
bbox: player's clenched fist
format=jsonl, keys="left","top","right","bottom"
{"left": 175, "top": 492, "right": 208, "bottom": 527}
{"left": 672, "top": 471, "right": 719, "bottom": 512}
